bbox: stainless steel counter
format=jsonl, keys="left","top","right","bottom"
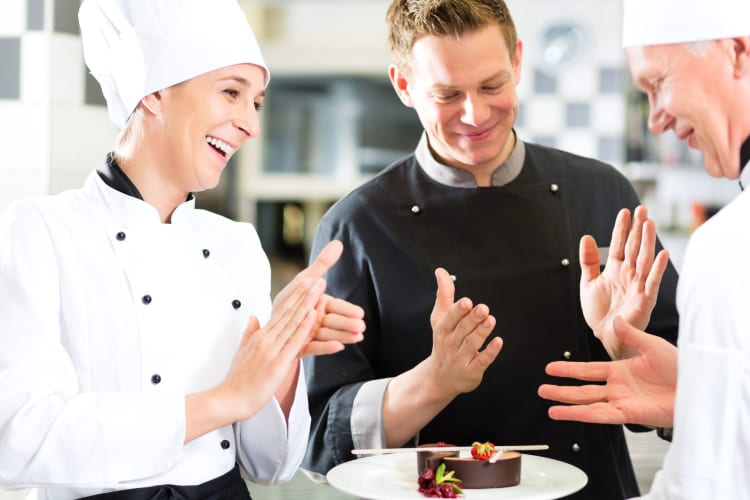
{"left": 251, "top": 471, "right": 356, "bottom": 500}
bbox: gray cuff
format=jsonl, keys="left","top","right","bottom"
{"left": 351, "top": 378, "right": 392, "bottom": 450}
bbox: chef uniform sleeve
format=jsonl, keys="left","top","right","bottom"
{"left": 236, "top": 360, "right": 311, "bottom": 484}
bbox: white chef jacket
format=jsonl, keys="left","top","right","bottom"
{"left": 643, "top": 187, "right": 750, "bottom": 499}
{"left": 0, "top": 172, "right": 310, "bottom": 499}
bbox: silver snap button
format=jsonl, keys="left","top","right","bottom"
{"left": 550, "top": 184, "right": 559, "bottom": 193}
{"left": 563, "top": 351, "right": 572, "bottom": 360}
{"left": 561, "top": 258, "right": 570, "bottom": 267}
{"left": 572, "top": 443, "right": 581, "bottom": 452}
{"left": 411, "top": 205, "right": 421, "bottom": 214}
{"left": 449, "top": 274, "right": 457, "bottom": 282}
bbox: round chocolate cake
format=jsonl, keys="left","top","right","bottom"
{"left": 435, "top": 452, "right": 521, "bottom": 488}
{"left": 417, "top": 444, "right": 522, "bottom": 489}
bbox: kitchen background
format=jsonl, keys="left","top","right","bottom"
{"left": 0, "top": 0, "right": 737, "bottom": 498}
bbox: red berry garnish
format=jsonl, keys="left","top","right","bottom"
{"left": 470, "top": 440, "right": 496, "bottom": 461}
{"left": 417, "top": 463, "right": 463, "bottom": 497}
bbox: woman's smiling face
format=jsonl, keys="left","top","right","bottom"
{"left": 155, "top": 63, "right": 267, "bottom": 193}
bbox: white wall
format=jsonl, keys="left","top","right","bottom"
{"left": 0, "top": 0, "right": 116, "bottom": 216}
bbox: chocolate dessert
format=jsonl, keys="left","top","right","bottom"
{"left": 417, "top": 442, "right": 522, "bottom": 489}
{"left": 430, "top": 451, "right": 522, "bottom": 489}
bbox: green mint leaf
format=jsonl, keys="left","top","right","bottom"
{"left": 435, "top": 463, "right": 446, "bottom": 483}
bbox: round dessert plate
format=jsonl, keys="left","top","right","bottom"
{"left": 326, "top": 452, "right": 587, "bottom": 499}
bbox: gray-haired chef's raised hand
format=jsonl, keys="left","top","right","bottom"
{"left": 579, "top": 205, "right": 669, "bottom": 359}
{"left": 539, "top": 316, "right": 677, "bottom": 428}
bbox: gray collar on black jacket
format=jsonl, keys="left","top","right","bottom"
{"left": 415, "top": 130, "right": 525, "bottom": 188}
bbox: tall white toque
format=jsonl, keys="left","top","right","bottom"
{"left": 79, "top": 0, "right": 270, "bottom": 129}
{"left": 623, "top": 0, "right": 750, "bottom": 47}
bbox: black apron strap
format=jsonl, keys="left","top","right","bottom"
{"left": 79, "top": 464, "right": 251, "bottom": 500}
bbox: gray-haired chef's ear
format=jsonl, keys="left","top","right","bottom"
{"left": 732, "top": 37, "right": 750, "bottom": 78}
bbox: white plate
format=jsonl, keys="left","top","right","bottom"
{"left": 327, "top": 452, "right": 587, "bottom": 499}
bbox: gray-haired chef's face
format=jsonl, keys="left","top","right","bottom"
{"left": 627, "top": 41, "right": 744, "bottom": 179}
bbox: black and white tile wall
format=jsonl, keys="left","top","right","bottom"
{"left": 0, "top": 0, "right": 114, "bottom": 214}
{"left": 509, "top": 0, "right": 627, "bottom": 167}
{"left": 516, "top": 64, "right": 626, "bottom": 164}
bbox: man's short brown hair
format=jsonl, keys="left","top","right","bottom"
{"left": 386, "top": 0, "right": 518, "bottom": 73}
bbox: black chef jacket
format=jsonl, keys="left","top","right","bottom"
{"left": 303, "top": 142, "right": 679, "bottom": 500}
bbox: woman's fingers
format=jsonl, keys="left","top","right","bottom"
{"left": 283, "top": 309, "right": 318, "bottom": 355}
{"left": 300, "top": 340, "right": 346, "bottom": 357}
{"left": 273, "top": 240, "right": 342, "bottom": 305}
{"left": 276, "top": 279, "right": 326, "bottom": 344}
{"left": 302, "top": 240, "right": 343, "bottom": 280}
{"left": 264, "top": 277, "right": 325, "bottom": 351}
{"left": 322, "top": 296, "right": 365, "bottom": 319}
{"left": 312, "top": 298, "right": 365, "bottom": 342}
{"left": 240, "top": 316, "right": 261, "bottom": 348}
{"left": 314, "top": 325, "right": 364, "bottom": 343}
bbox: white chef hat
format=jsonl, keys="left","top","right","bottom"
{"left": 79, "top": 0, "right": 270, "bottom": 129}
{"left": 623, "top": 0, "right": 750, "bottom": 47}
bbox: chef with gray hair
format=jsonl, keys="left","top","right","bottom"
{"left": 539, "top": 0, "right": 750, "bottom": 497}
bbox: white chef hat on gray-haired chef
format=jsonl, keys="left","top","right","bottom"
{"left": 622, "top": 0, "right": 750, "bottom": 47}
{"left": 78, "top": 0, "right": 270, "bottom": 129}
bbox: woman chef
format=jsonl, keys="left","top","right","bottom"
{"left": 0, "top": 0, "right": 365, "bottom": 498}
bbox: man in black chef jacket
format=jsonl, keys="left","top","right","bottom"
{"left": 302, "top": 1, "right": 679, "bottom": 498}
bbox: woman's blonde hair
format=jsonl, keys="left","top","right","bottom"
{"left": 113, "top": 106, "right": 146, "bottom": 164}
